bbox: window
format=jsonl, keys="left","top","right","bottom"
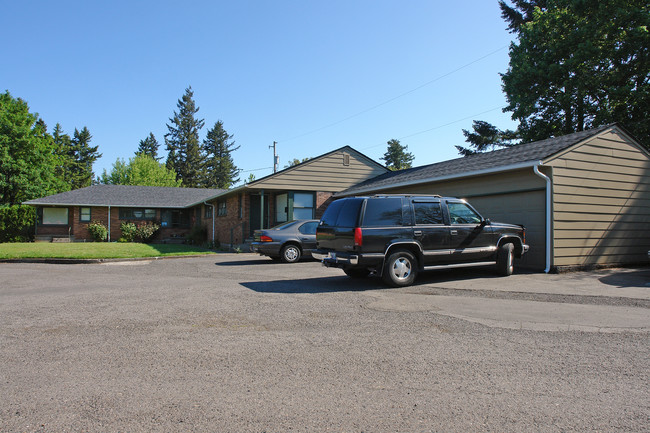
{"left": 80, "top": 207, "right": 91, "bottom": 222}
{"left": 298, "top": 221, "right": 318, "bottom": 235}
{"left": 119, "top": 208, "right": 156, "bottom": 220}
{"left": 293, "top": 193, "right": 314, "bottom": 219}
{"left": 362, "top": 197, "right": 403, "bottom": 227}
{"left": 204, "top": 204, "right": 212, "bottom": 218}
{"left": 320, "top": 198, "right": 363, "bottom": 227}
{"left": 448, "top": 202, "right": 482, "bottom": 225}
{"left": 161, "top": 209, "right": 191, "bottom": 228}
{"left": 276, "top": 193, "right": 288, "bottom": 223}
{"left": 42, "top": 208, "right": 68, "bottom": 225}
{"left": 217, "top": 200, "right": 227, "bottom": 216}
{"left": 413, "top": 202, "right": 443, "bottom": 225}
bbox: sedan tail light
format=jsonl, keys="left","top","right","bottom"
{"left": 260, "top": 235, "right": 273, "bottom": 242}
{"left": 354, "top": 227, "right": 363, "bottom": 247}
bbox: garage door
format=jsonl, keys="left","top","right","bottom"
{"left": 465, "top": 190, "right": 546, "bottom": 271}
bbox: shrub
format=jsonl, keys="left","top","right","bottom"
{"left": 0, "top": 205, "right": 36, "bottom": 242}
{"left": 120, "top": 222, "right": 138, "bottom": 242}
{"left": 87, "top": 221, "right": 108, "bottom": 242}
{"left": 186, "top": 225, "right": 207, "bottom": 245}
{"left": 135, "top": 221, "right": 160, "bottom": 243}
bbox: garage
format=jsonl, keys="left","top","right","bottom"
{"left": 338, "top": 124, "right": 650, "bottom": 272}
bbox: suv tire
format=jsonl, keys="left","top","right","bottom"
{"left": 496, "top": 243, "right": 514, "bottom": 276}
{"left": 382, "top": 250, "right": 418, "bottom": 287}
{"left": 281, "top": 244, "right": 301, "bottom": 263}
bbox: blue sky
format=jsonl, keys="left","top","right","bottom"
{"left": 2, "top": 0, "right": 517, "bottom": 183}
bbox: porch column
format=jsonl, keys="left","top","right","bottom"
{"left": 107, "top": 206, "right": 111, "bottom": 242}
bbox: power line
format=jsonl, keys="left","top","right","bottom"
{"left": 361, "top": 105, "right": 506, "bottom": 151}
{"left": 278, "top": 45, "right": 509, "bottom": 144}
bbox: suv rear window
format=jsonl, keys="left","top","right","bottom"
{"left": 320, "top": 198, "right": 363, "bottom": 227}
{"left": 362, "top": 197, "right": 403, "bottom": 227}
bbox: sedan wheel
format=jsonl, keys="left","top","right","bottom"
{"left": 281, "top": 244, "right": 301, "bottom": 263}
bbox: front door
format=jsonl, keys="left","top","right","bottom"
{"left": 249, "top": 193, "right": 269, "bottom": 237}
{"left": 445, "top": 200, "right": 495, "bottom": 263}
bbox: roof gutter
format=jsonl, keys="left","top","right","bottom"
{"left": 335, "top": 160, "right": 541, "bottom": 197}
{"left": 533, "top": 163, "right": 551, "bottom": 273}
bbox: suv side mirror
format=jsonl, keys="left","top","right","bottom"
{"left": 481, "top": 218, "right": 491, "bottom": 226}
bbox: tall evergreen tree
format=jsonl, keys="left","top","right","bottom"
{"left": 137, "top": 132, "right": 160, "bottom": 160}
{"left": 68, "top": 127, "right": 101, "bottom": 189}
{"left": 381, "top": 139, "right": 414, "bottom": 171}
{"left": 455, "top": 121, "right": 519, "bottom": 156}
{"left": 51, "top": 123, "right": 74, "bottom": 192}
{"left": 202, "top": 120, "right": 240, "bottom": 189}
{"left": 165, "top": 86, "right": 205, "bottom": 187}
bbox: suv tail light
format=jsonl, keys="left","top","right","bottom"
{"left": 260, "top": 235, "right": 273, "bottom": 242}
{"left": 354, "top": 227, "right": 363, "bottom": 247}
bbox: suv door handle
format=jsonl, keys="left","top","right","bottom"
{"left": 450, "top": 230, "right": 458, "bottom": 236}
{"left": 414, "top": 230, "right": 422, "bottom": 237}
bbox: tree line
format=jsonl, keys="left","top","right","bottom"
{"left": 102, "top": 86, "right": 240, "bottom": 190}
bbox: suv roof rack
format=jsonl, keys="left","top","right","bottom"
{"left": 368, "top": 193, "right": 442, "bottom": 198}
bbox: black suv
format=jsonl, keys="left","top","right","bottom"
{"left": 312, "top": 195, "right": 529, "bottom": 286}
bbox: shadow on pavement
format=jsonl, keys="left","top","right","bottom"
{"left": 241, "top": 276, "right": 383, "bottom": 294}
{"left": 598, "top": 268, "right": 650, "bottom": 288}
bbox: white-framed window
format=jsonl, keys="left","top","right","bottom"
{"left": 42, "top": 208, "right": 68, "bottom": 225}
{"left": 80, "top": 207, "right": 91, "bottom": 222}
{"left": 293, "top": 193, "right": 314, "bottom": 219}
{"left": 217, "top": 200, "right": 227, "bottom": 216}
{"left": 275, "top": 193, "right": 288, "bottom": 223}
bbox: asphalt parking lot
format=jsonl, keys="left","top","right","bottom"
{"left": 1, "top": 255, "right": 649, "bottom": 432}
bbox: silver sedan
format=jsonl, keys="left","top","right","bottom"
{"left": 251, "top": 220, "right": 319, "bottom": 263}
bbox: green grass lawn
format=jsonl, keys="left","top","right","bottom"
{"left": 0, "top": 242, "right": 217, "bottom": 260}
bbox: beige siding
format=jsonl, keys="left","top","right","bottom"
{"left": 252, "top": 149, "right": 387, "bottom": 191}
{"left": 373, "top": 169, "right": 548, "bottom": 270}
{"left": 547, "top": 130, "right": 650, "bottom": 267}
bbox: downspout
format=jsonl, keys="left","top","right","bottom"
{"left": 107, "top": 206, "right": 111, "bottom": 242}
{"left": 533, "top": 163, "right": 551, "bottom": 273}
{"left": 204, "top": 201, "right": 215, "bottom": 244}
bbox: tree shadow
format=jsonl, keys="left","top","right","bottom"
{"left": 598, "top": 268, "right": 650, "bottom": 288}
{"left": 216, "top": 258, "right": 280, "bottom": 266}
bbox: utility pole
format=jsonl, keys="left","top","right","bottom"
{"left": 269, "top": 141, "right": 278, "bottom": 173}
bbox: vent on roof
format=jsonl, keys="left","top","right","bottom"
{"left": 343, "top": 152, "right": 350, "bottom": 166}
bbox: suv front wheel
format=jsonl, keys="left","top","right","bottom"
{"left": 382, "top": 250, "right": 418, "bottom": 287}
{"left": 496, "top": 243, "right": 514, "bottom": 276}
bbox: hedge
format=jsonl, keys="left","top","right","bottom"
{"left": 0, "top": 205, "right": 36, "bottom": 243}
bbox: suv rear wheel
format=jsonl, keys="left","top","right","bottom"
{"left": 382, "top": 250, "right": 418, "bottom": 287}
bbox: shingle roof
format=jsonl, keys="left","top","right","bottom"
{"left": 23, "top": 185, "right": 226, "bottom": 208}
{"left": 338, "top": 124, "right": 616, "bottom": 196}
